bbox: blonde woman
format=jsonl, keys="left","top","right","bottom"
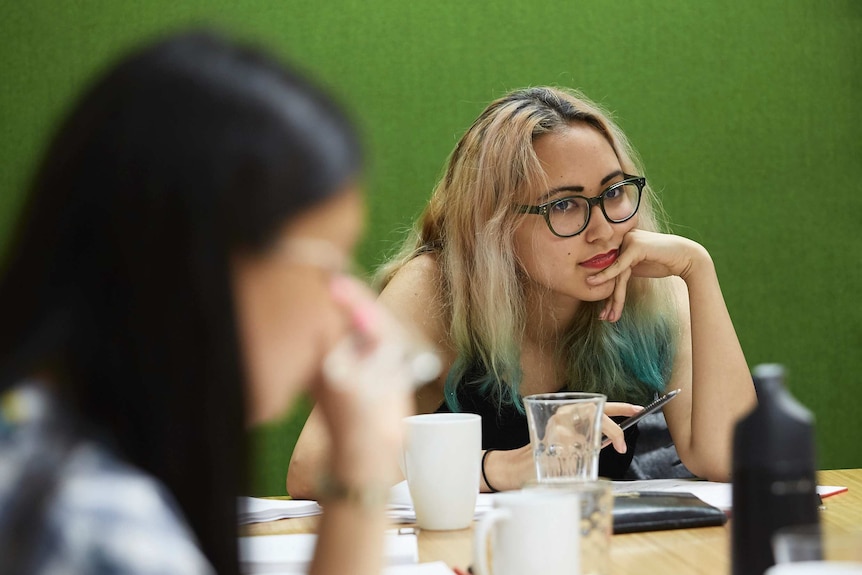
{"left": 288, "top": 86, "right": 756, "bottom": 496}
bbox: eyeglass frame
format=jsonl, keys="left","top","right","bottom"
{"left": 516, "top": 175, "right": 646, "bottom": 238}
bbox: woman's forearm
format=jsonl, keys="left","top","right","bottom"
{"left": 480, "top": 446, "right": 535, "bottom": 492}
{"left": 309, "top": 496, "right": 388, "bottom": 575}
{"left": 678, "top": 250, "right": 757, "bottom": 480}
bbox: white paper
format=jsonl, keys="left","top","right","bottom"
{"left": 240, "top": 482, "right": 495, "bottom": 526}
{"left": 235, "top": 561, "right": 452, "bottom": 575}
{"left": 611, "top": 479, "right": 846, "bottom": 511}
{"left": 238, "top": 532, "right": 418, "bottom": 574}
{"left": 384, "top": 562, "right": 457, "bottom": 575}
{"left": 238, "top": 497, "right": 323, "bottom": 524}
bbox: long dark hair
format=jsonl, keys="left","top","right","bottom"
{"left": 0, "top": 31, "right": 362, "bottom": 573}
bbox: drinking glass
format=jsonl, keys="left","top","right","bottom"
{"left": 525, "top": 392, "right": 606, "bottom": 482}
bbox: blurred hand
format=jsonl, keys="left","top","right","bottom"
{"left": 314, "top": 275, "right": 419, "bottom": 486}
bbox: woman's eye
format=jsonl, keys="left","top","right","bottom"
{"left": 551, "top": 199, "right": 581, "bottom": 213}
{"left": 604, "top": 187, "right": 622, "bottom": 200}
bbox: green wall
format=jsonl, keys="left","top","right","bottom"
{"left": 2, "top": 1, "right": 860, "bottom": 496}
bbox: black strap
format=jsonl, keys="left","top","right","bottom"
{"left": 481, "top": 449, "right": 500, "bottom": 493}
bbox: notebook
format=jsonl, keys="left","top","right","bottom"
{"left": 613, "top": 491, "right": 727, "bottom": 533}
{"left": 610, "top": 479, "right": 848, "bottom": 534}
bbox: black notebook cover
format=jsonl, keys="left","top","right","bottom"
{"left": 612, "top": 491, "right": 728, "bottom": 534}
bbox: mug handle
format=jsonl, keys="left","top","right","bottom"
{"left": 472, "top": 508, "right": 511, "bottom": 575}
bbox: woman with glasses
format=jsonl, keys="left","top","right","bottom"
{"left": 288, "top": 86, "right": 756, "bottom": 497}
{"left": 0, "top": 31, "right": 414, "bottom": 574}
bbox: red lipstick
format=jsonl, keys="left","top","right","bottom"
{"left": 580, "top": 249, "right": 618, "bottom": 269}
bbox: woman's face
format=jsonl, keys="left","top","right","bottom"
{"left": 232, "top": 185, "right": 365, "bottom": 425}
{"left": 513, "top": 123, "right": 638, "bottom": 314}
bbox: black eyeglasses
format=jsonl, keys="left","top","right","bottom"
{"left": 516, "top": 175, "right": 645, "bottom": 238}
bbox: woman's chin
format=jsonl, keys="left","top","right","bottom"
{"left": 580, "top": 281, "right": 615, "bottom": 302}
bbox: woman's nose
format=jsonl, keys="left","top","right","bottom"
{"left": 581, "top": 204, "right": 613, "bottom": 243}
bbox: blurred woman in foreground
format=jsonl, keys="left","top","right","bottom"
{"left": 0, "top": 31, "right": 413, "bottom": 574}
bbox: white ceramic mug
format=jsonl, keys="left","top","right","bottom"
{"left": 401, "top": 413, "right": 481, "bottom": 530}
{"left": 473, "top": 490, "right": 581, "bottom": 575}
{"left": 525, "top": 480, "right": 614, "bottom": 575}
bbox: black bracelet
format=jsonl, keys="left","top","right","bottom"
{"left": 481, "top": 449, "right": 500, "bottom": 493}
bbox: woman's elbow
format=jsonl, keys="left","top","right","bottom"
{"left": 286, "top": 454, "right": 318, "bottom": 499}
{"left": 680, "top": 450, "right": 732, "bottom": 483}
{"left": 691, "top": 462, "right": 732, "bottom": 483}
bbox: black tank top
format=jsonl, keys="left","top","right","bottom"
{"left": 435, "top": 382, "right": 639, "bottom": 480}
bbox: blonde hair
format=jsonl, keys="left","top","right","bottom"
{"left": 378, "top": 87, "right": 677, "bottom": 409}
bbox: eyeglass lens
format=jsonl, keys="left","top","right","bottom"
{"left": 548, "top": 183, "right": 640, "bottom": 236}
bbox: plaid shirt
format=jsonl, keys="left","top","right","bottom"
{"left": 0, "top": 383, "right": 215, "bottom": 574}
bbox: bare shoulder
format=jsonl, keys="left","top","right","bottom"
{"left": 386, "top": 252, "right": 442, "bottom": 285}
{"left": 379, "top": 253, "right": 454, "bottom": 367}
{"left": 380, "top": 254, "right": 453, "bottom": 412}
{"left": 379, "top": 254, "right": 445, "bottom": 319}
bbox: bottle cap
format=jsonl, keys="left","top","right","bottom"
{"left": 740, "top": 363, "right": 816, "bottom": 467}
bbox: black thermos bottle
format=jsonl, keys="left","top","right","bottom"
{"left": 731, "top": 364, "right": 820, "bottom": 575}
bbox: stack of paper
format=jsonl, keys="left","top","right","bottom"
{"left": 238, "top": 497, "right": 323, "bottom": 525}
{"left": 240, "top": 482, "right": 495, "bottom": 526}
{"left": 239, "top": 532, "right": 418, "bottom": 574}
{"left": 241, "top": 480, "right": 847, "bottom": 526}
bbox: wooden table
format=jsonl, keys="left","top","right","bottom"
{"left": 243, "top": 469, "right": 862, "bottom": 574}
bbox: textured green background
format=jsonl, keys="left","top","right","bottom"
{"left": 1, "top": 1, "right": 859, "bottom": 496}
